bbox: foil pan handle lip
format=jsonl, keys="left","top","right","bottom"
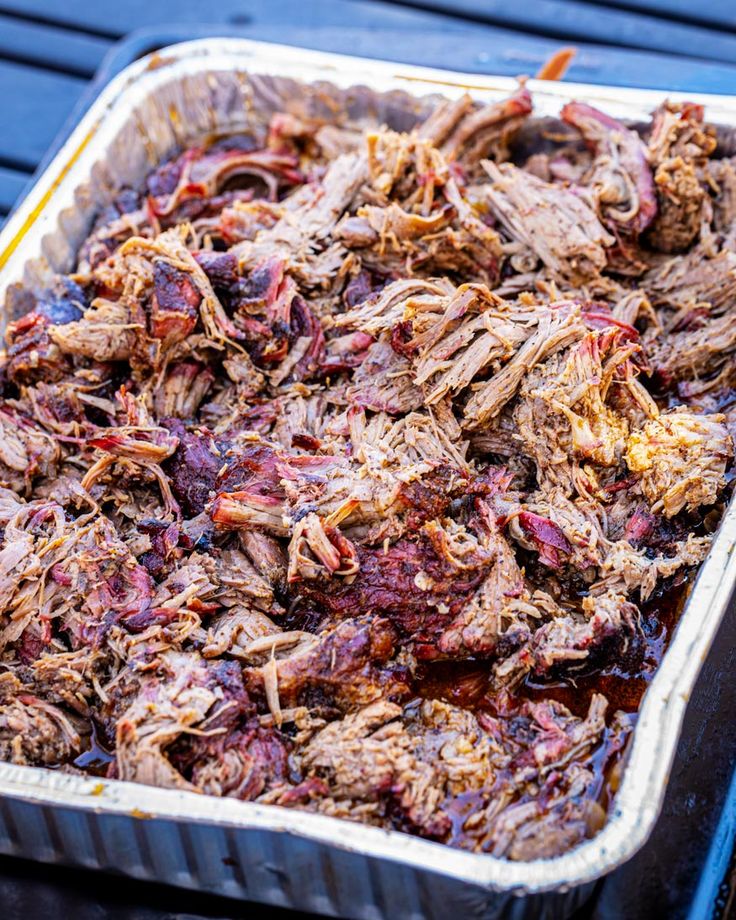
{"left": 1, "top": 35, "right": 736, "bottom": 895}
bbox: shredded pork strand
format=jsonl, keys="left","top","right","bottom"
{"left": 0, "top": 86, "right": 733, "bottom": 863}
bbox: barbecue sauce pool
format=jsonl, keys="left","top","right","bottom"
{"left": 72, "top": 723, "right": 115, "bottom": 776}
{"left": 414, "top": 581, "right": 689, "bottom": 848}
{"left": 415, "top": 580, "right": 689, "bottom": 718}
{"left": 520, "top": 581, "right": 687, "bottom": 719}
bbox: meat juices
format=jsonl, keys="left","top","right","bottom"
{"left": 0, "top": 91, "right": 733, "bottom": 860}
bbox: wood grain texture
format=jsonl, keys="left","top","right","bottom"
{"left": 0, "top": 13, "right": 109, "bottom": 76}
{"left": 0, "top": 59, "right": 85, "bottom": 170}
{"left": 378, "top": 0, "right": 736, "bottom": 62}
{"left": 572, "top": 0, "right": 736, "bottom": 30}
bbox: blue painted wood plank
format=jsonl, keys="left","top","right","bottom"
{"left": 0, "top": 166, "right": 28, "bottom": 212}
{"left": 0, "top": 59, "right": 85, "bottom": 169}
{"left": 573, "top": 0, "right": 736, "bottom": 31}
{"left": 0, "top": 13, "right": 110, "bottom": 77}
{"left": 4, "top": 0, "right": 734, "bottom": 98}
{"left": 0, "top": 0, "right": 474, "bottom": 36}
{"left": 374, "top": 0, "right": 736, "bottom": 64}
{"left": 6, "top": 0, "right": 736, "bottom": 40}
{"left": 92, "top": 21, "right": 736, "bottom": 96}
{"left": 234, "top": 21, "right": 736, "bottom": 92}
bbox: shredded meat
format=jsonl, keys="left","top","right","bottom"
{"left": 0, "top": 85, "right": 733, "bottom": 862}
{"left": 625, "top": 410, "right": 732, "bottom": 517}
{"left": 561, "top": 101, "right": 657, "bottom": 236}
{"left": 481, "top": 161, "right": 614, "bottom": 283}
{"left": 647, "top": 102, "right": 716, "bottom": 253}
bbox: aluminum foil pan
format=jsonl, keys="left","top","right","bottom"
{"left": 0, "top": 38, "right": 735, "bottom": 919}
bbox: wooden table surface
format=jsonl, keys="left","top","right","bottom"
{"left": 2, "top": 2, "right": 736, "bottom": 918}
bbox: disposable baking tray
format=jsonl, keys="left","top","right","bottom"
{"left": 0, "top": 38, "right": 735, "bottom": 920}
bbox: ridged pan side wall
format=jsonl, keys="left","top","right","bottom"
{"left": 0, "top": 796, "right": 595, "bottom": 918}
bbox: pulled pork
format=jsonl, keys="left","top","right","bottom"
{"left": 0, "top": 86, "right": 733, "bottom": 863}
